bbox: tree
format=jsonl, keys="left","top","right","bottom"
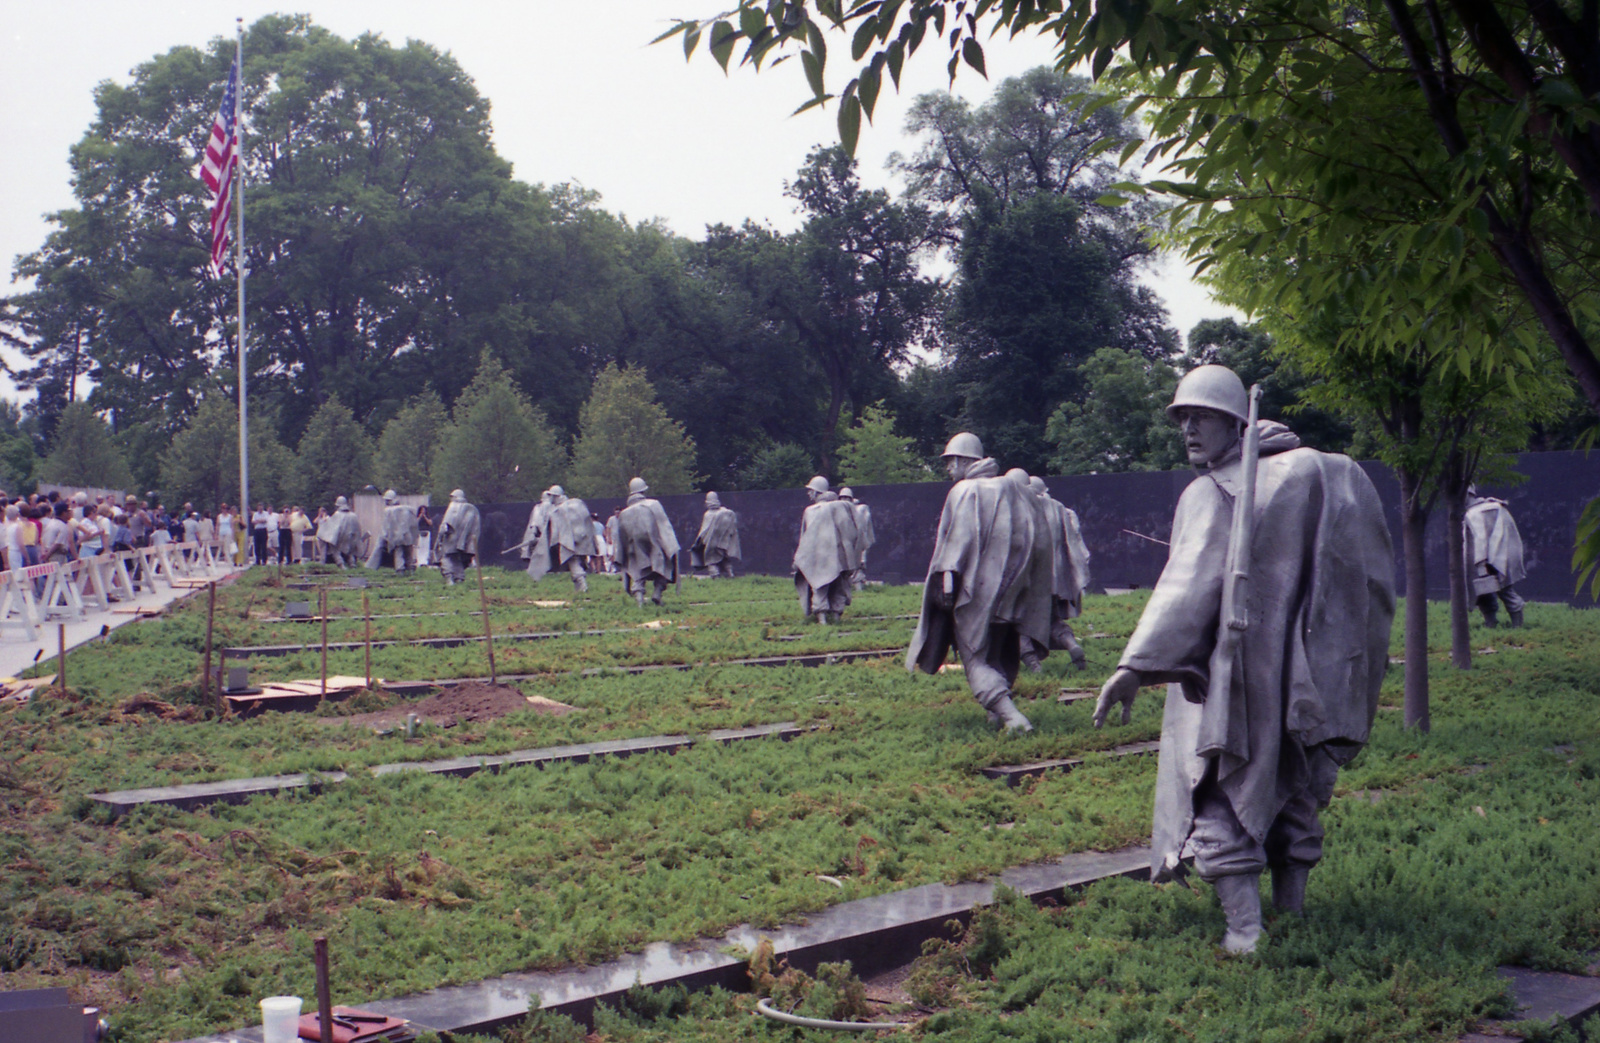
{"left": 161, "top": 396, "right": 294, "bottom": 511}
{"left": 293, "top": 399, "right": 373, "bottom": 511}
{"left": 566, "top": 364, "right": 700, "bottom": 499}
{"left": 736, "top": 443, "right": 817, "bottom": 491}
{"left": 38, "top": 402, "right": 133, "bottom": 491}
{"left": 665, "top": 3, "right": 1600, "bottom": 425}
{"left": 431, "top": 351, "right": 564, "bottom": 504}
{"left": 1045, "top": 348, "right": 1185, "bottom": 474}
{"left": 837, "top": 404, "right": 932, "bottom": 485}
{"left": 376, "top": 392, "right": 447, "bottom": 496}
{"left": 892, "top": 68, "right": 1176, "bottom": 473}
{"left": 0, "top": 402, "right": 40, "bottom": 495}
{"left": 0, "top": 16, "right": 574, "bottom": 448}
{"left": 774, "top": 147, "right": 946, "bottom": 465}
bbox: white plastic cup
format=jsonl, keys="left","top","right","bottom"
{"left": 259, "top": 996, "right": 303, "bottom": 1043}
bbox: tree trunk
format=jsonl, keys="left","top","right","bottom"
{"left": 1445, "top": 481, "right": 1472, "bottom": 670}
{"left": 1397, "top": 465, "right": 1432, "bottom": 732}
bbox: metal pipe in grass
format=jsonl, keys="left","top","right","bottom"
{"left": 320, "top": 588, "right": 329, "bottom": 699}
{"left": 476, "top": 559, "right": 497, "bottom": 686}
{"left": 754, "top": 998, "right": 910, "bottom": 1032}
{"left": 363, "top": 591, "right": 372, "bottom": 689}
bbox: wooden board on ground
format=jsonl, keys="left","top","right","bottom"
{"left": 112, "top": 604, "right": 166, "bottom": 616}
{"left": 171, "top": 577, "right": 214, "bottom": 588}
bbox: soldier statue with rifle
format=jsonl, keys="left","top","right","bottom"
{"left": 1094, "top": 365, "right": 1395, "bottom": 954}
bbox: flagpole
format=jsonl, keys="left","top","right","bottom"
{"left": 234, "top": 18, "right": 250, "bottom": 525}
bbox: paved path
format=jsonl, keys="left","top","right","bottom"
{"left": 0, "top": 563, "right": 245, "bottom": 681}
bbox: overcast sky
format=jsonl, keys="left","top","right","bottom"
{"left": 1, "top": 2, "right": 1236, "bottom": 394}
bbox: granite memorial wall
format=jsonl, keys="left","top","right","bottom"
{"left": 444, "top": 449, "right": 1600, "bottom": 604}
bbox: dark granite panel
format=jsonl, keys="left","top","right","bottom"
{"left": 447, "top": 450, "right": 1600, "bottom": 603}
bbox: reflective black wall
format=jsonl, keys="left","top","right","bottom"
{"left": 445, "top": 449, "right": 1600, "bottom": 604}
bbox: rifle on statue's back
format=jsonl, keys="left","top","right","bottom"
{"left": 1196, "top": 384, "right": 1264, "bottom": 760}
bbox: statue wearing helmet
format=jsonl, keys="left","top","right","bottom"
{"left": 1094, "top": 363, "right": 1395, "bottom": 954}
{"left": 434, "top": 489, "right": 481, "bottom": 585}
{"left": 907, "top": 434, "right": 1053, "bottom": 734}
{"left": 1020, "top": 474, "right": 1092, "bottom": 674}
{"left": 793, "top": 476, "right": 860, "bottom": 624}
{"left": 616, "top": 476, "right": 681, "bottom": 607}
{"left": 317, "top": 494, "right": 363, "bottom": 569}
{"left": 368, "top": 489, "right": 421, "bottom": 573}
{"left": 691, "top": 491, "right": 741, "bottom": 578}
{"left": 838, "top": 487, "right": 876, "bottom": 590}
{"left": 521, "top": 485, "right": 597, "bottom": 592}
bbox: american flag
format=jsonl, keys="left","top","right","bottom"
{"left": 200, "top": 60, "right": 239, "bottom": 274}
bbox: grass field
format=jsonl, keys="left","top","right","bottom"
{"left": 1, "top": 566, "right": 1596, "bottom": 1042}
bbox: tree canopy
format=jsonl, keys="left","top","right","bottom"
{"left": 567, "top": 364, "right": 701, "bottom": 499}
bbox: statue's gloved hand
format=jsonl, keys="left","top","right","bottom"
{"left": 930, "top": 571, "right": 958, "bottom": 611}
{"left": 1094, "top": 667, "right": 1142, "bottom": 729}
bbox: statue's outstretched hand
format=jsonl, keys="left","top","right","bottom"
{"left": 1094, "top": 667, "right": 1141, "bottom": 729}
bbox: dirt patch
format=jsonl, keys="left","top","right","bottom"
{"left": 342, "top": 682, "right": 575, "bottom": 729}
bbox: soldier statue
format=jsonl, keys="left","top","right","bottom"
{"left": 616, "top": 477, "right": 681, "bottom": 607}
{"left": 793, "top": 476, "right": 859, "bottom": 625}
{"left": 522, "top": 486, "right": 596, "bottom": 592}
{"left": 690, "top": 491, "right": 741, "bottom": 578}
{"left": 434, "top": 489, "right": 481, "bottom": 586}
{"left": 839, "top": 487, "right": 876, "bottom": 590}
{"left": 367, "top": 489, "right": 420, "bottom": 572}
{"left": 1021, "top": 474, "right": 1091, "bottom": 672}
{"left": 1464, "top": 487, "right": 1526, "bottom": 628}
{"left": 907, "top": 434, "right": 1051, "bottom": 733}
{"left": 317, "top": 495, "right": 363, "bottom": 569}
{"left": 1094, "top": 365, "right": 1395, "bottom": 954}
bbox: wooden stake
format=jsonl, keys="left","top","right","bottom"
{"left": 203, "top": 581, "right": 216, "bottom": 708}
{"left": 475, "top": 560, "right": 496, "bottom": 686}
{"left": 363, "top": 591, "right": 372, "bottom": 690}
{"left": 56, "top": 623, "right": 66, "bottom": 695}
{"left": 319, "top": 588, "right": 329, "bottom": 699}
{"left": 313, "top": 936, "right": 333, "bottom": 1043}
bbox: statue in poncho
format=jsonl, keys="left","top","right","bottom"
{"left": 1464, "top": 488, "right": 1526, "bottom": 628}
{"left": 690, "top": 491, "right": 741, "bottom": 578}
{"left": 522, "top": 486, "right": 596, "bottom": 592}
{"left": 839, "top": 487, "right": 876, "bottom": 590}
{"left": 793, "top": 476, "right": 860, "bottom": 624}
{"left": 316, "top": 495, "right": 363, "bottom": 568}
{"left": 434, "top": 489, "right": 481, "bottom": 585}
{"left": 367, "top": 489, "right": 420, "bottom": 571}
{"left": 1021, "top": 474, "right": 1091, "bottom": 672}
{"left": 906, "top": 434, "right": 1052, "bottom": 733}
{"left": 1094, "top": 365, "right": 1395, "bottom": 954}
{"left": 616, "top": 477, "right": 680, "bottom": 607}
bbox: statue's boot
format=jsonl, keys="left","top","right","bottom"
{"left": 1271, "top": 864, "right": 1309, "bottom": 916}
{"left": 1481, "top": 610, "right": 1498, "bottom": 628}
{"left": 1214, "top": 873, "right": 1264, "bottom": 954}
{"left": 635, "top": 590, "right": 647, "bottom": 609}
{"left": 1020, "top": 640, "right": 1044, "bottom": 674}
{"left": 987, "top": 693, "right": 1033, "bottom": 734}
{"left": 575, "top": 573, "right": 589, "bottom": 594}
{"left": 1509, "top": 609, "right": 1524, "bottom": 628}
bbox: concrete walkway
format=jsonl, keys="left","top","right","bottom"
{"left": 0, "top": 562, "right": 244, "bottom": 682}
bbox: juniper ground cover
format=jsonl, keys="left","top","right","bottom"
{"left": 1, "top": 567, "right": 1595, "bottom": 1042}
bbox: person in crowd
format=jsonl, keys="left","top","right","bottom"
{"left": 265, "top": 504, "right": 281, "bottom": 564}
{"left": 3, "top": 504, "right": 25, "bottom": 572}
{"left": 290, "top": 506, "right": 311, "bottom": 563}
{"left": 111, "top": 513, "right": 135, "bottom": 554}
{"left": 793, "top": 476, "right": 859, "bottom": 625}
{"left": 41, "top": 503, "right": 73, "bottom": 565}
{"left": 311, "top": 506, "right": 331, "bottom": 563}
{"left": 21, "top": 504, "right": 41, "bottom": 567}
{"left": 251, "top": 503, "right": 271, "bottom": 565}
{"left": 605, "top": 507, "right": 622, "bottom": 573}
{"left": 197, "top": 510, "right": 216, "bottom": 544}
{"left": 415, "top": 504, "right": 433, "bottom": 566}
{"left": 277, "top": 505, "right": 294, "bottom": 565}
{"left": 589, "top": 513, "right": 607, "bottom": 574}
{"left": 1093, "top": 365, "right": 1394, "bottom": 954}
